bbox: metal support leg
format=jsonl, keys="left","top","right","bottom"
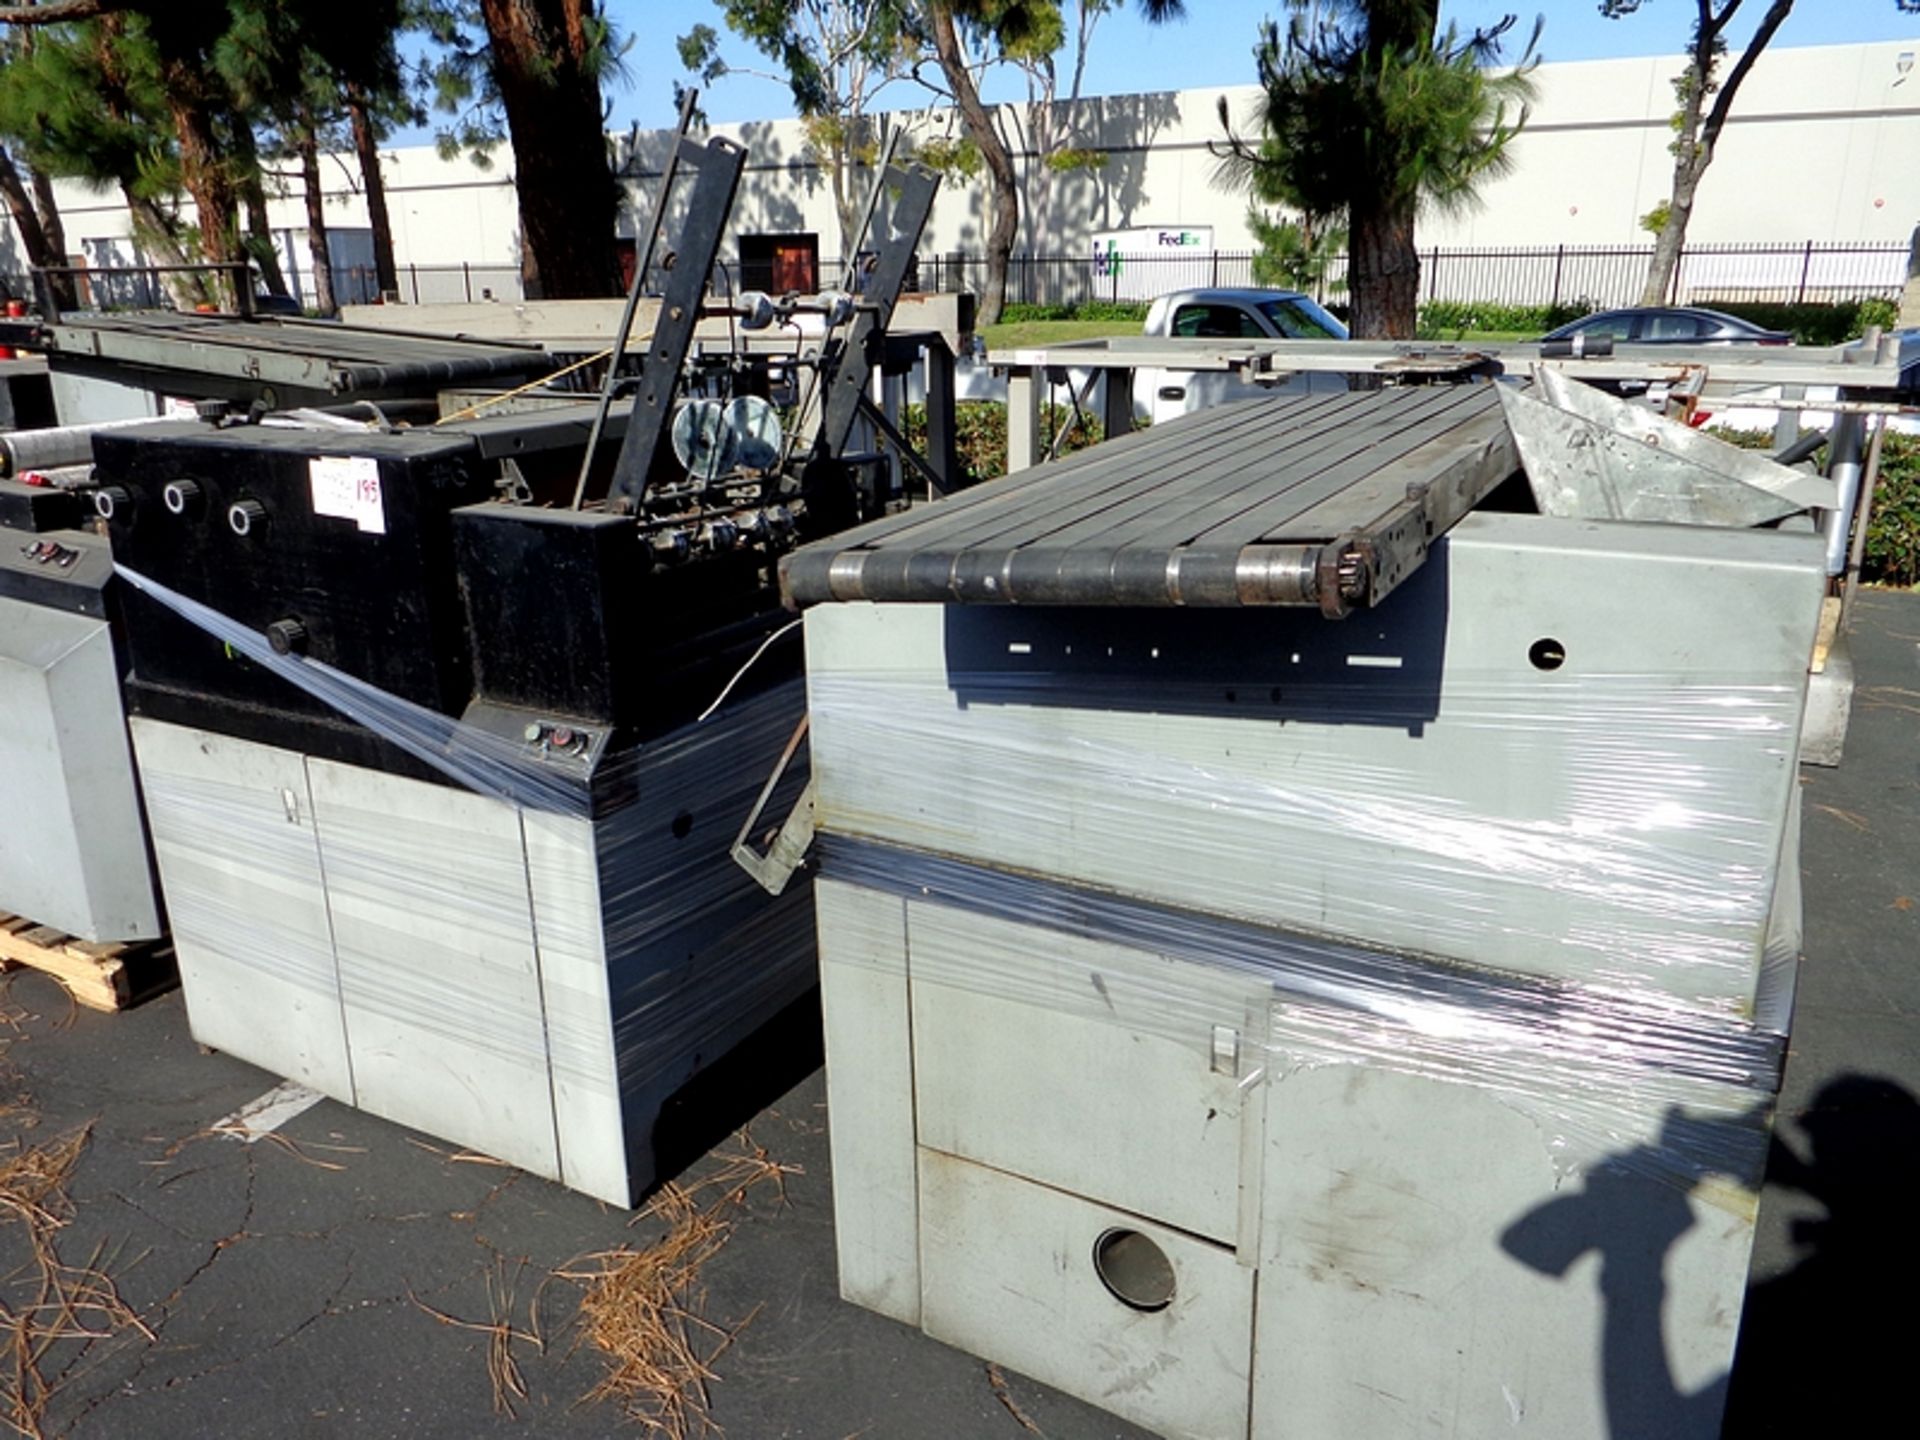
{"left": 923, "top": 341, "right": 961, "bottom": 493}
{"left": 1773, "top": 384, "right": 1804, "bottom": 452}
{"left": 1841, "top": 417, "right": 1887, "bottom": 628}
{"left": 1101, "top": 366, "right": 1135, "bottom": 444}
{"left": 1822, "top": 407, "right": 1866, "bottom": 577}
{"left": 1007, "top": 368, "right": 1040, "bottom": 474}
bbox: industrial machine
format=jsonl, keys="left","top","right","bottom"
{"left": 0, "top": 469, "right": 160, "bottom": 943}
{"left": 94, "top": 120, "right": 941, "bottom": 1205}
{"left": 781, "top": 382, "right": 1826, "bottom": 1439}
{"left": 7, "top": 259, "right": 556, "bottom": 425}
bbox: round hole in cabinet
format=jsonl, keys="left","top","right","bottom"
{"left": 1093, "top": 1228, "right": 1176, "bottom": 1313}
{"left": 1528, "top": 638, "right": 1567, "bottom": 671}
{"left": 670, "top": 811, "right": 694, "bottom": 840}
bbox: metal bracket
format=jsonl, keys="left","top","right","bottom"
{"left": 594, "top": 122, "right": 748, "bottom": 514}
{"left": 813, "top": 158, "right": 941, "bottom": 460}
{"left": 730, "top": 715, "right": 817, "bottom": 895}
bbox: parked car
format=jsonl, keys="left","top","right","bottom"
{"left": 1137, "top": 287, "right": 1350, "bottom": 422}
{"left": 1143, "top": 287, "right": 1350, "bottom": 343}
{"left": 1539, "top": 306, "right": 1791, "bottom": 346}
{"left": 948, "top": 287, "right": 1350, "bottom": 427}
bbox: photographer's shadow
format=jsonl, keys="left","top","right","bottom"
{"left": 1499, "top": 1077, "right": 1920, "bottom": 1438}
{"left": 1724, "top": 1075, "right": 1920, "bottom": 1435}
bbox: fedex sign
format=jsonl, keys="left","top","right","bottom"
{"left": 1090, "top": 226, "right": 1215, "bottom": 300}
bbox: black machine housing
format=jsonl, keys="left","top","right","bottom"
{"left": 91, "top": 407, "right": 805, "bottom": 799}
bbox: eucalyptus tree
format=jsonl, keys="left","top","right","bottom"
{"left": 917, "top": 0, "right": 1182, "bottom": 325}
{"left": 679, "top": 0, "right": 916, "bottom": 254}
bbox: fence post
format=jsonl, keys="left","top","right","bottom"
{"left": 1211, "top": 250, "right": 1220, "bottom": 288}
{"left": 464, "top": 261, "right": 473, "bottom": 303}
{"left": 1796, "top": 239, "right": 1814, "bottom": 304}
{"left": 1667, "top": 245, "right": 1682, "bottom": 305}
{"left": 1551, "top": 244, "right": 1565, "bottom": 307}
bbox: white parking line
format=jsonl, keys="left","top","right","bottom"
{"left": 212, "top": 1080, "right": 325, "bottom": 1143}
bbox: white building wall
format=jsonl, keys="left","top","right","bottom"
{"left": 4, "top": 38, "right": 1916, "bottom": 299}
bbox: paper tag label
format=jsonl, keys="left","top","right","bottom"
{"left": 162, "top": 396, "right": 198, "bottom": 418}
{"left": 308, "top": 456, "right": 386, "bottom": 535}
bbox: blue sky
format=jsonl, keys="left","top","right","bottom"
{"left": 402, "top": 2, "right": 1920, "bottom": 143}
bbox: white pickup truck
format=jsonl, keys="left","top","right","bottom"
{"left": 1135, "top": 287, "right": 1350, "bottom": 423}
{"left": 949, "top": 285, "right": 1351, "bottom": 422}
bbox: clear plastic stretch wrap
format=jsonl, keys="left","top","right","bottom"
{"left": 117, "top": 564, "right": 599, "bottom": 818}
{"left": 799, "top": 510, "right": 1827, "bottom": 1216}
{"left": 118, "top": 563, "right": 815, "bottom": 1204}
{"left": 804, "top": 663, "right": 1805, "bottom": 1025}
{"left": 816, "top": 834, "right": 1782, "bottom": 1198}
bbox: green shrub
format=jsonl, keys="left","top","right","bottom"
{"left": 1867, "top": 436, "right": 1920, "bottom": 587}
{"left": 1706, "top": 299, "right": 1899, "bottom": 346}
{"left": 1413, "top": 298, "right": 1899, "bottom": 344}
{"left": 1718, "top": 428, "right": 1920, "bottom": 587}
{"left": 900, "top": 400, "right": 1109, "bottom": 484}
{"left": 1417, "top": 301, "right": 1594, "bottom": 338}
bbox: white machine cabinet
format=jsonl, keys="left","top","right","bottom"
{"left": 0, "top": 576, "right": 161, "bottom": 944}
{"left": 132, "top": 679, "right": 814, "bottom": 1206}
{"left": 800, "top": 496, "right": 1825, "bottom": 1440}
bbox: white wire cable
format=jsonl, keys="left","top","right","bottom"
{"left": 697, "top": 617, "right": 803, "bottom": 723}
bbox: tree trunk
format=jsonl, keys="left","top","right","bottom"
{"left": 125, "top": 189, "right": 211, "bottom": 311}
{"left": 344, "top": 82, "right": 399, "bottom": 299}
{"left": 476, "top": 0, "right": 619, "bottom": 299}
{"left": 1640, "top": 165, "right": 1698, "bottom": 306}
{"left": 1347, "top": 201, "right": 1419, "bottom": 340}
{"left": 0, "top": 145, "right": 54, "bottom": 265}
{"left": 929, "top": 3, "right": 1018, "bottom": 326}
{"left": 230, "top": 118, "right": 289, "bottom": 297}
{"left": 296, "top": 120, "right": 337, "bottom": 316}
{"left": 27, "top": 160, "right": 66, "bottom": 263}
{"left": 158, "top": 58, "right": 242, "bottom": 307}
{"left": 0, "top": 146, "right": 76, "bottom": 309}
{"left": 1638, "top": 0, "right": 1794, "bottom": 305}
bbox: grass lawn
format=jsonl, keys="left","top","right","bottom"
{"left": 980, "top": 317, "right": 1142, "bottom": 350}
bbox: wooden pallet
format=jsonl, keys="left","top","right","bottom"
{"left": 0, "top": 914, "right": 176, "bottom": 1012}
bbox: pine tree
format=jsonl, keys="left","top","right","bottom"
{"left": 1214, "top": 1, "right": 1535, "bottom": 339}
{"left": 419, "top": 0, "right": 628, "bottom": 299}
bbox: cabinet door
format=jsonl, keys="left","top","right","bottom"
{"left": 307, "top": 758, "right": 559, "bottom": 1182}
{"left": 908, "top": 902, "right": 1269, "bottom": 1250}
{"left": 130, "top": 719, "right": 353, "bottom": 1098}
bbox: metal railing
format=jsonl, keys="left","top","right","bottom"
{"left": 920, "top": 240, "right": 1909, "bottom": 311}
{"left": 16, "top": 240, "right": 1905, "bottom": 318}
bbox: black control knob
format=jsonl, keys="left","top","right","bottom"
{"left": 162, "top": 478, "right": 203, "bottom": 516}
{"left": 228, "top": 498, "right": 267, "bottom": 537}
{"left": 92, "top": 486, "right": 131, "bottom": 521}
{"left": 266, "top": 618, "right": 308, "bottom": 657}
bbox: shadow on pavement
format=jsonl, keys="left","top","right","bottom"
{"left": 1723, "top": 1074, "right": 1920, "bottom": 1437}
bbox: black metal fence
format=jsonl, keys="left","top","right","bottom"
{"left": 921, "top": 241, "right": 1910, "bottom": 312}
{"left": 11, "top": 240, "right": 1908, "bottom": 317}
